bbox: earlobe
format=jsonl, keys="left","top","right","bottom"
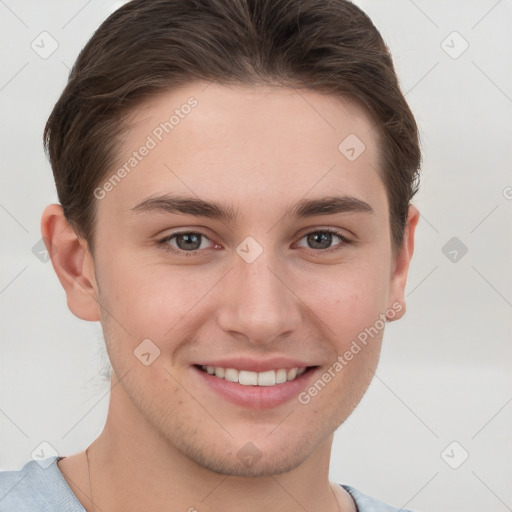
{"left": 387, "top": 204, "right": 420, "bottom": 322}
{"left": 41, "top": 204, "right": 101, "bottom": 322}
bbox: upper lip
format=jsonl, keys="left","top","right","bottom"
{"left": 194, "top": 356, "right": 316, "bottom": 373}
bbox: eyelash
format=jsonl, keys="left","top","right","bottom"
{"left": 156, "top": 229, "right": 352, "bottom": 257}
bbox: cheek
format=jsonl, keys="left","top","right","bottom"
{"left": 324, "top": 261, "right": 390, "bottom": 399}
{"left": 96, "top": 258, "right": 220, "bottom": 350}
{"left": 304, "top": 257, "right": 390, "bottom": 344}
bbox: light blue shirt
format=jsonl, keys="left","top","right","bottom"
{"left": 0, "top": 456, "right": 414, "bottom": 511}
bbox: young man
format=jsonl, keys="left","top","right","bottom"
{"left": 0, "top": 0, "right": 421, "bottom": 510}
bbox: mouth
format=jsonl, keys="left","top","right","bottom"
{"left": 195, "top": 364, "right": 311, "bottom": 386}
{"left": 192, "top": 363, "right": 319, "bottom": 409}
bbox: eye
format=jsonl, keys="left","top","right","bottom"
{"left": 157, "top": 228, "right": 352, "bottom": 257}
{"left": 158, "top": 232, "right": 217, "bottom": 256}
{"left": 295, "top": 229, "right": 351, "bottom": 252}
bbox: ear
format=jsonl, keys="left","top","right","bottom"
{"left": 386, "top": 204, "right": 420, "bottom": 321}
{"left": 41, "top": 204, "right": 101, "bottom": 321}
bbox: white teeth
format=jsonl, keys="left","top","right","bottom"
{"left": 258, "top": 370, "right": 276, "bottom": 386}
{"left": 276, "top": 368, "right": 287, "bottom": 384}
{"left": 200, "top": 365, "right": 308, "bottom": 386}
{"left": 239, "top": 370, "right": 258, "bottom": 386}
{"left": 224, "top": 368, "right": 238, "bottom": 383}
{"left": 287, "top": 368, "right": 297, "bottom": 380}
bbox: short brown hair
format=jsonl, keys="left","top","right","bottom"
{"left": 44, "top": 0, "right": 421, "bottom": 254}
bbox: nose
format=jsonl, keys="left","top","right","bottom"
{"left": 215, "top": 249, "right": 303, "bottom": 346}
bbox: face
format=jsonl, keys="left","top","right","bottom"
{"left": 85, "top": 82, "right": 409, "bottom": 476}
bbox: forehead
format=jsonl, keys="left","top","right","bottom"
{"left": 99, "top": 81, "right": 387, "bottom": 220}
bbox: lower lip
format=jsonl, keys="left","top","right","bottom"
{"left": 193, "top": 366, "right": 318, "bottom": 409}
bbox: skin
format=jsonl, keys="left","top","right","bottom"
{"left": 42, "top": 81, "right": 419, "bottom": 512}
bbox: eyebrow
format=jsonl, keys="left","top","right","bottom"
{"left": 130, "top": 194, "right": 374, "bottom": 221}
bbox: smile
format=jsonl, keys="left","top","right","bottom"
{"left": 193, "top": 358, "right": 319, "bottom": 409}
{"left": 198, "top": 365, "right": 307, "bottom": 386}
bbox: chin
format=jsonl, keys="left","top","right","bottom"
{"left": 170, "top": 422, "right": 330, "bottom": 478}
{"left": 185, "top": 443, "right": 310, "bottom": 478}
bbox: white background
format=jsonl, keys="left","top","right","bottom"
{"left": 1, "top": 1, "right": 511, "bottom": 511}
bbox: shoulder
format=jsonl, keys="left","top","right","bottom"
{"left": 341, "top": 484, "right": 415, "bottom": 512}
{"left": 0, "top": 456, "right": 84, "bottom": 512}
